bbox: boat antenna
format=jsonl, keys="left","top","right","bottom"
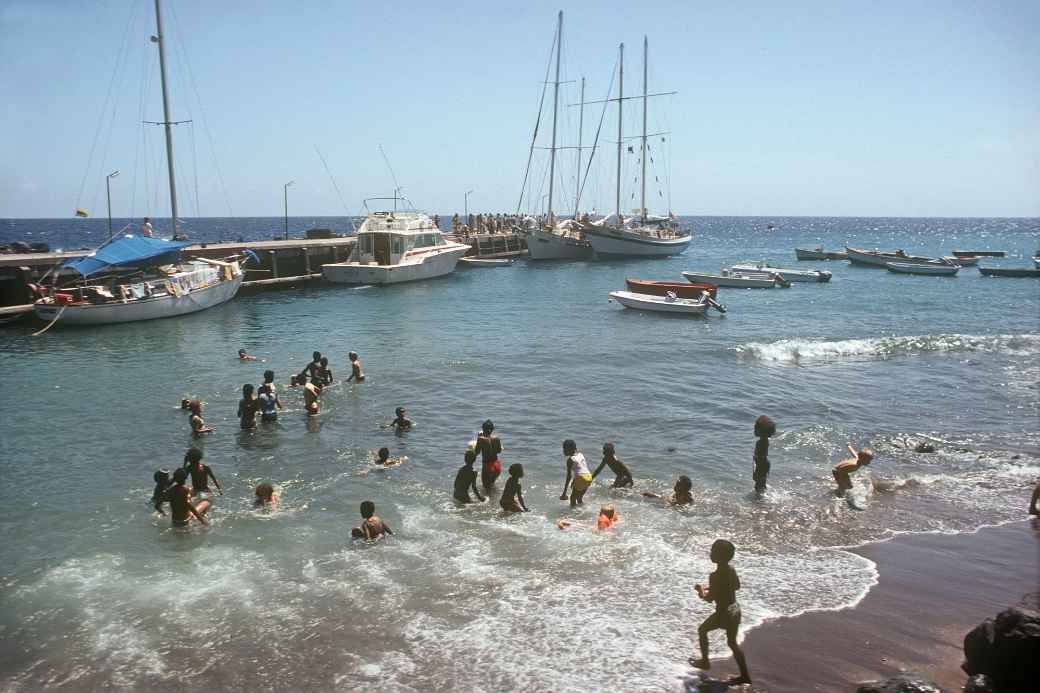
{"left": 314, "top": 145, "right": 356, "bottom": 232}
{"left": 152, "top": 0, "right": 179, "bottom": 236}
{"left": 378, "top": 144, "right": 402, "bottom": 203}
{"left": 546, "top": 10, "right": 562, "bottom": 226}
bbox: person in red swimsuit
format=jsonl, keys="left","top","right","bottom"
{"left": 476, "top": 419, "right": 503, "bottom": 488}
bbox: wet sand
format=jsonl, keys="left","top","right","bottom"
{"left": 699, "top": 520, "right": 1039, "bottom": 692}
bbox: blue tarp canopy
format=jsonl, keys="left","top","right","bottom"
{"left": 63, "top": 234, "right": 192, "bottom": 277}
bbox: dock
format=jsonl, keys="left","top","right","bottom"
{"left": 450, "top": 233, "right": 528, "bottom": 258}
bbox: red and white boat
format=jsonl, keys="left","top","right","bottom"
{"left": 625, "top": 278, "right": 717, "bottom": 299}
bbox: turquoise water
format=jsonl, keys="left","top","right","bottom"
{"left": 1, "top": 216, "right": 1038, "bottom": 690}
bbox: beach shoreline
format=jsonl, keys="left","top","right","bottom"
{"left": 702, "top": 519, "right": 1039, "bottom": 692}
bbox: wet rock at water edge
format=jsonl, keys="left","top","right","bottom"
{"left": 961, "top": 607, "right": 1040, "bottom": 693}
{"left": 856, "top": 673, "right": 945, "bottom": 693}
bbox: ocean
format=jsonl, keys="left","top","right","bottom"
{"left": 1, "top": 215, "right": 1038, "bottom": 691}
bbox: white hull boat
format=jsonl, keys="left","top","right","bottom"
{"left": 885, "top": 261, "right": 959, "bottom": 276}
{"left": 730, "top": 262, "right": 831, "bottom": 282}
{"left": 458, "top": 256, "right": 514, "bottom": 267}
{"left": 585, "top": 224, "right": 692, "bottom": 258}
{"left": 526, "top": 226, "right": 593, "bottom": 260}
{"left": 609, "top": 290, "right": 709, "bottom": 315}
{"left": 322, "top": 209, "right": 469, "bottom": 285}
{"left": 682, "top": 270, "right": 787, "bottom": 288}
{"left": 846, "top": 245, "right": 942, "bottom": 267}
{"left": 795, "top": 247, "right": 847, "bottom": 261}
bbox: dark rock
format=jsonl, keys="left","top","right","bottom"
{"left": 857, "top": 673, "right": 945, "bottom": 693}
{"left": 962, "top": 675, "right": 995, "bottom": 693}
{"left": 914, "top": 442, "right": 937, "bottom": 453}
{"left": 962, "top": 607, "right": 1040, "bottom": 693}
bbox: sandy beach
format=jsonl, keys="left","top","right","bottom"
{"left": 701, "top": 520, "right": 1039, "bottom": 692}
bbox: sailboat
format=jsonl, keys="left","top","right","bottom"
{"left": 583, "top": 38, "right": 692, "bottom": 258}
{"left": 32, "top": 0, "right": 243, "bottom": 327}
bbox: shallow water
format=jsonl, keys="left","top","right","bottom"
{"left": 1, "top": 216, "right": 1038, "bottom": 691}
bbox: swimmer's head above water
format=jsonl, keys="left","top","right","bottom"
{"left": 154, "top": 468, "right": 171, "bottom": 484}
{"left": 184, "top": 447, "right": 203, "bottom": 467}
{"left": 602, "top": 442, "right": 615, "bottom": 456}
{"left": 395, "top": 407, "right": 406, "bottom": 418}
{"left": 754, "top": 415, "right": 776, "bottom": 438}
{"left": 173, "top": 468, "right": 188, "bottom": 485}
{"left": 377, "top": 447, "right": 390, "bottom": 463}
{"left": 710, "top": 538, "right": 736, "bottom": 564}
{"left": 508, "top": 463, "right": 524, "bottom": 479}
{"left": 482, "top": 419, "right": 494, "bottom": 435}
{"left": 562, "top": 439, "right": 577, "bottom": 456}
{"left": 675, "top": 475, "right": 692, "bottom": 494}
{"left": 360, "top": 500, "right": 376, "bottom": 519}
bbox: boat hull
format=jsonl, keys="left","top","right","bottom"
{"left": 682, "top": 271, "right": 778, "bottom": 288}
{"left": 34, "top": 273, "right": 243, "bottom": 325}
{"left": 585, "top": 227, "right": 691, "bottom": 258}
{"left": 795, "top": 248, "right": 847, "bottom": 261}
{"left": 322, "top": 246, "right": 469, "bottom": 284}
{"left": 730, "top": 263, "right": 831, "bottom": 282}
{"left": 846, "top": 246, "right": 940, "bottom": 267}
{"left": 609, "top": 290, "right": 707, "bottom": 315}
{"left": 525, "top": 228, "right": 593, "bottom": 260}
{"left": 978, "top": 267, "right": 1040, "bottom": 278}
{"left": 885, "top": 262, "right": 959, "bottom": 276}
{"left": 625, "top": 278, "right": 717, "bottom": 299}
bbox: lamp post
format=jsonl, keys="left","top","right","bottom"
{"left": 283, "top": 180, "right": 294, "bottom": 240}
{"left": 106, "top": 170, "right": 120, "bottom": 240}
{"left": 464, "top": 189, "right": 474, "bottom": 220}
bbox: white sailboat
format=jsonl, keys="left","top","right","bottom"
{"left": 33, "top": 0, "right": 243, "bottom": 327}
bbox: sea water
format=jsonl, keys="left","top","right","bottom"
{"left": 1, "top": 216, "right": 1037, "bottom": 691}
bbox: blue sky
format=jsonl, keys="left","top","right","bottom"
{"left": 2, "top": 0, "right": 1038, "bottom": 218}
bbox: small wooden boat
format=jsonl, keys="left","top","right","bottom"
{"left": 795, "top": 247, "right": 847, "bottom": 261}
{"left": 944, "top": 255, "right": 978, "bottom": 266}
{"left": 458, "top": 256, "right": 514, "bottom": 267}
{"left": 609, "top": 290, "right": 715, "bottom": 315}
{"left": 682, "top": 270, "right": 789, "bottom": 288}
{"left": 846, "top": 246, "right": 942, "bottom": 267}
{"left": 885, "top": 261, "right": 959, "bottom": 276}
{"left": 978, "top": 267, "right": 1040, "bottom": 278}
{"left": 625, "top": 278, "right": 717, "bottom": 299}
{"left": 730, "top": 262, "right": 831, "bottom": 283}
{"left": 952, "top": 250, "right": 1005, "bottom": 257}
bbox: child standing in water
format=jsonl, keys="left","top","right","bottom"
{"left": 168, "top": 468, "right": 210, "bottom": 527}
{"left": 690, "top": 539, "right": 751, "bottom": 685}
{"left": 559, "top": 439, "right": 593, "bottom": 507}
{"left": 188, "top": 400, "right": 212, "bottom": 435}
{"left": 352, "top": 501, "right": 393, "bottom": 540}
{"left": 391, "top": 406, "right": 413, "bottom": 430}
{"left": 183, "top": 447, "right": 223, "bottom": 496}
{"left": 238, "top": 384, "right": 259, "bottom": 430}
{"left": 500, "top": 464, "right": 529, "bottom": 512}
{"left": 151, "top": 469, "right": 174, "bottom": 514}
{"left": 833, "top": 444, "right": 874, "bottom": 497}
{"left": 257, "top": 383, "right": 281, "bottom": 423}
{"left": 319, "top": 357, "right": 333, "bottom": 386}
{"left": 453, "top": 450, "right": 485, "bottom": 504}
{"left": 753, "top": 415, "right": 776, "bottom": 494}
{"left": 476, "top": 419, "right": 503, "bottom": 488}
{"left": 591, "top": 443, "right": 634, "bottom": 488}
{"left": 346, "top": 351, "right": 365, "bottom": 382}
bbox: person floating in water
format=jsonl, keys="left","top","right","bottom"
{"left": 559, "top": 439, "right": 593, "bottom": 507}
{"left": 238, "top": 384, "right": 259, "bottom": 430}
{"left": 238, "top": 348, "right": 258, "bottom": 361}
{"left": 168, "top": 468, "right": 210, "bottom": 527}
{"left": 642, "top": 475, "right": 693, "bottom": 506}
{"left": 373, "top": 447, "right": 406, "bottom": 467}
{"left": 454, "top": 450, "right": 485, "bottom": 504}
{"left": 391, "top": 406, "right": 413, "bottom": 430}
{"left": 255, "top": 482, "right": 277, "bottom": 508}
{"left": 591, "top": 443, "right": 634, "bottom": 488}
{"left": 188, "top": 400, "right": 212, "bottom": 435}
{"left": 352, "top": 501, "right": 394, "bottom": 540}
{"left": 257, "top": 382, "right": 281, "bottom": 423}
{"left": 346, "top": 351, "right": 365, "bottom": 383}
{"left": 319, "top": 357, "right": 333, "bottom": 386}
{"left": 753, "top": 415, "right": 776, "bottom": 494}
{"left": 477, "top": 419, "right": 503, "bottom": 488}
{"left": 500, "top": 463, "right": 529, "bottom": 512}
{"left": 833, "top": 444, "right": 874, "bottom": 497}
{"left": 302, "top": 379, "right": 321, "bottom": 416}
{"left": 151, "top": 469, "right": 174, "bottom": 514}
{"left": 183, "top": 447, "right": 223, "bottom": 496}
{"left": 557, "top": 504, "right": 621, "bottom": 531}
{"left": 690, "top": 539, "right": 751, "bottom": 685}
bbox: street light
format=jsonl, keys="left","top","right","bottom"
{"left": 106, "top": 170, "right": 120, "bottom": 240}
{"left": 283, "top": 180, "right": 294, "bottom": 240}
{"left": 464, "top": 189, "right": 474, "bottom": 220}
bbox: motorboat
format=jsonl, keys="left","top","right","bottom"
{"left": 846, "top": 245, "right": 943, "bottom": 267}
{"left": 609, "top": 290, "right": 717, "bottom": 315}
{"left": 978, "top": 266, "right": 1040, "bottom": 278}
{"left": 795, "top": 247, "right": 848, "bottom": 261}
{"left": 730, "top": 262, "right": 831, "bottom": 283}
{"left": 322, "top": 208, "right": 469, "bottom": 285}
{"left": 682, "top": 270, "right": 790, "bottom": 288}
{"left": 885, "top": 261, "right": 960, "bottom": 276}
{"left": 625, "top": 278, "right": 717, "bottom": 299}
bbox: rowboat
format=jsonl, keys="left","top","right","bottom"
{"left": 846, "top": 246, "right": 943, "bottom": 268}
{"left": 730, "top": 262, "right": 831, "bottom": 283}
{"left": 885, "top": 261, "right": 959, "bottom": 276}
{"left": 458, "top": 256, "right": 514, "bottom": 267}
{"left": 625, "top": 278, "right": 717, "bottom": 299}
{"left": 794, "top": 247, "right": 847, "bottom": 261}
{"left": 609, "top": 290, "right": 710, "bottom": 315}
{"left": 944, "top": 255, "right": 978, "bottom": 266}
{"left": 978, "top": 267, "right": 1040, "bottom": 278}
{"left": 682, "top": 270, "right": 789, "bottom": 289}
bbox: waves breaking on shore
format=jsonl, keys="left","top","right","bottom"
{"left": 734, "top": 333, "right": 1040, "bottom": 363}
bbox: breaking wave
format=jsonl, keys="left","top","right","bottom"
{"left": 734, "top": 333, "right": 1040, "bottom": 362}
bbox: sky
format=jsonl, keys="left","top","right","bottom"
{"left": 1, "top": 0, "right": 1038, "bottom": 219}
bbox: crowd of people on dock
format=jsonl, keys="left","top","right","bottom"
{"left": 448, "top": 212, "right": 529, "bottom": 236}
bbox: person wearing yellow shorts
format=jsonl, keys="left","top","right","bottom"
{"left": 559, "top": 439, "right": 593, "bottom": 507}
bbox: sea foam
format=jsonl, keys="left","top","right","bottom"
{"left": 734, "top": 333, "right": 1040, "bottom": 362}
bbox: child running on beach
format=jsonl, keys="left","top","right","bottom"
{"left": 238, "top": 384, "right": 259, "bottom": 430}
{"left": 833, "top": 444, "right": 874, "bottom": 497}
{"left": 559, "top": 439, "right": 592, "bottom": 507}
{"left": 500, "top": 464, "right": 529, "bottom": 512}
{"left": 183, "top": 447, "right": 223, "bottom": 496}
{"left": 753, "top": 415, "right": 776, "bottom": 494}
{"left": 168, "top": 468, "right": 210, "bottom": 527}
{"left": 642, "top": 476, "right": 693, "bottom": 506}
{"left": 591, "top": 443, "right": 634, "bottom": 488}
{"left": 690, "top": 539, "right": 751, "bottom": 685}
{"left": 454, "top": 450, "right": 485, "bottom": 503}
{"left": 476, "top": 419, "right": 503, "bottom": 488}
{"left": 352, "top": 501, "right": 394, "bottom": 540}
{"left": 346, "top": 351, "right": 365, "bottom": 382}
{"left": 188, "top": 400, "right": 212, "bottom": 435}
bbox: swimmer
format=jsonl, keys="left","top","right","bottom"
{"left": 559, "top": 439, "right": 592, "bottom": 507}
{"left": 753, "top": 415, "right": 776, "bottom": 494}
{"left": 453, "top": 450, "right": 485, "bottom": 504}
{"left": 591, "top": 443, "right": 634, "bottom": 488}
{"left": 302, "top": 379, "right": 321, "bottom": 416}
{"left": 390, "top": 406, "right": 413, "bottom": 430}
{"left": 238, "top": 383, "right": 259, "bottom": 430}
{"left": 187, "top": 399, "right": 212, "bottom": 434}
{"left": 299, "top": 351, "right": 323, "bottom": 387}
{"left": 642, "top": 475, "right": 693, "bottom": 506}
{"left": 254, "top": 482, "right": 277, "bottom": 508}
{"left": 151, "top": 469, "right": 174, "bottom": 514}
{"left": 346, "top": 351, "right": 365, "bottom": 383}
{"left": 183, "top": 447, "right": 223, "bottom": 495}
{"left": 238, "top": 348, "right": 258, "bottom": 361}
{"left": 352, "top": 500, "right": 393, "bottom": 540}
{"left": 557, "top": 504, "right": 621, "bottom": 531}
{"left": 690, "top": 539, "right": 751, "bottom": 685}
{"left": 476, "top": 419, "right": 503, "bottom": 488}
{"left": 833, "top": 445, "right": 874, "bottom": 498}
{"left": 257, "top": 383, "right": 281, "bottom": 423}
{"left": 180, "top": 398, "right": 191, "bottom": 410}
{"left": 500, "top": 463, "right": 529, "bottom": 512}
{"left": 374, "top": 447, "right": 404, "bottom": 467}
{"left": 168, "top": 468, "right": 210, "bottom": 527}
{"left": 319, "top": 357, "right": 333, "bottom": 386}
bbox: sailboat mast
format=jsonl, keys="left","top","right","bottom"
{"left": 546, "top": 11, "right": 562, "bottom": 224}
{"left": 153, "top": 0, "right": 179, "bottom": 235}
{"left": 574, "top": 76, "right": 584, "bottom": 219}
{"left": 640, "top": 36, "right": 648, "bottom": 223}
{"left": 615, "top": 42, "right": 623, "bottom": 224}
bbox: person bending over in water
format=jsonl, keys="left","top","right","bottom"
{"left": 643, "top": 475, "right": 693, "bottom": 506}
{"left": 188, "top": 400, "right": 212, "bottom": 435}
{"left": 255, "top": 482, "right": 277, "bottom": 508}
{"left": 557, "top": 504, "right": 621, "bottom": 531}
{"left": 168, "top": 468, "right": 210, "bottom": 527}
{"left": 346, "top": 351, "right": 365, "bottom": 383}
{"left": 477, "top": 419, "right": 503, "bottom": 488}
{"left": 592, "top": 443, "right": 633, "bottom": 488}
{"left": 391, "top": 406, "right": 413, "bottom": 430}
{"left": 351, "top": 501, "right": 394, "bottom": 540}
{"left": 238, "top": 384, "right": 259, "bottom": 430}
{"left": 302, "top": 379, "right": 321, "bottom": 416}
{"left": 753, "top": 415, "right": 776, "bottom": 494}
{"left": 319, "top": 357, "right": 333, "bottom": 386}
{"left": 183, "top": 447, "right": 223, "bottom": 496}
{"left": 690, "top": 539, "right": 751, "bottom": 685}
{"left": 151, "top": 469, "right": 174, "bottom": 514}
{"left": 238, "top": 348, "right": 258, "bottom": 361}
{"left": 454, "top": 450, "right": 486, "bottom": 504}
{"left": 833, "top": 445, "right": 874, "bottom": 497}
{"left": 500, "top": 464, "right": 529, "bottom": 512}
{"left": 560, "top": 439, "right": 593, "bottom": 507}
